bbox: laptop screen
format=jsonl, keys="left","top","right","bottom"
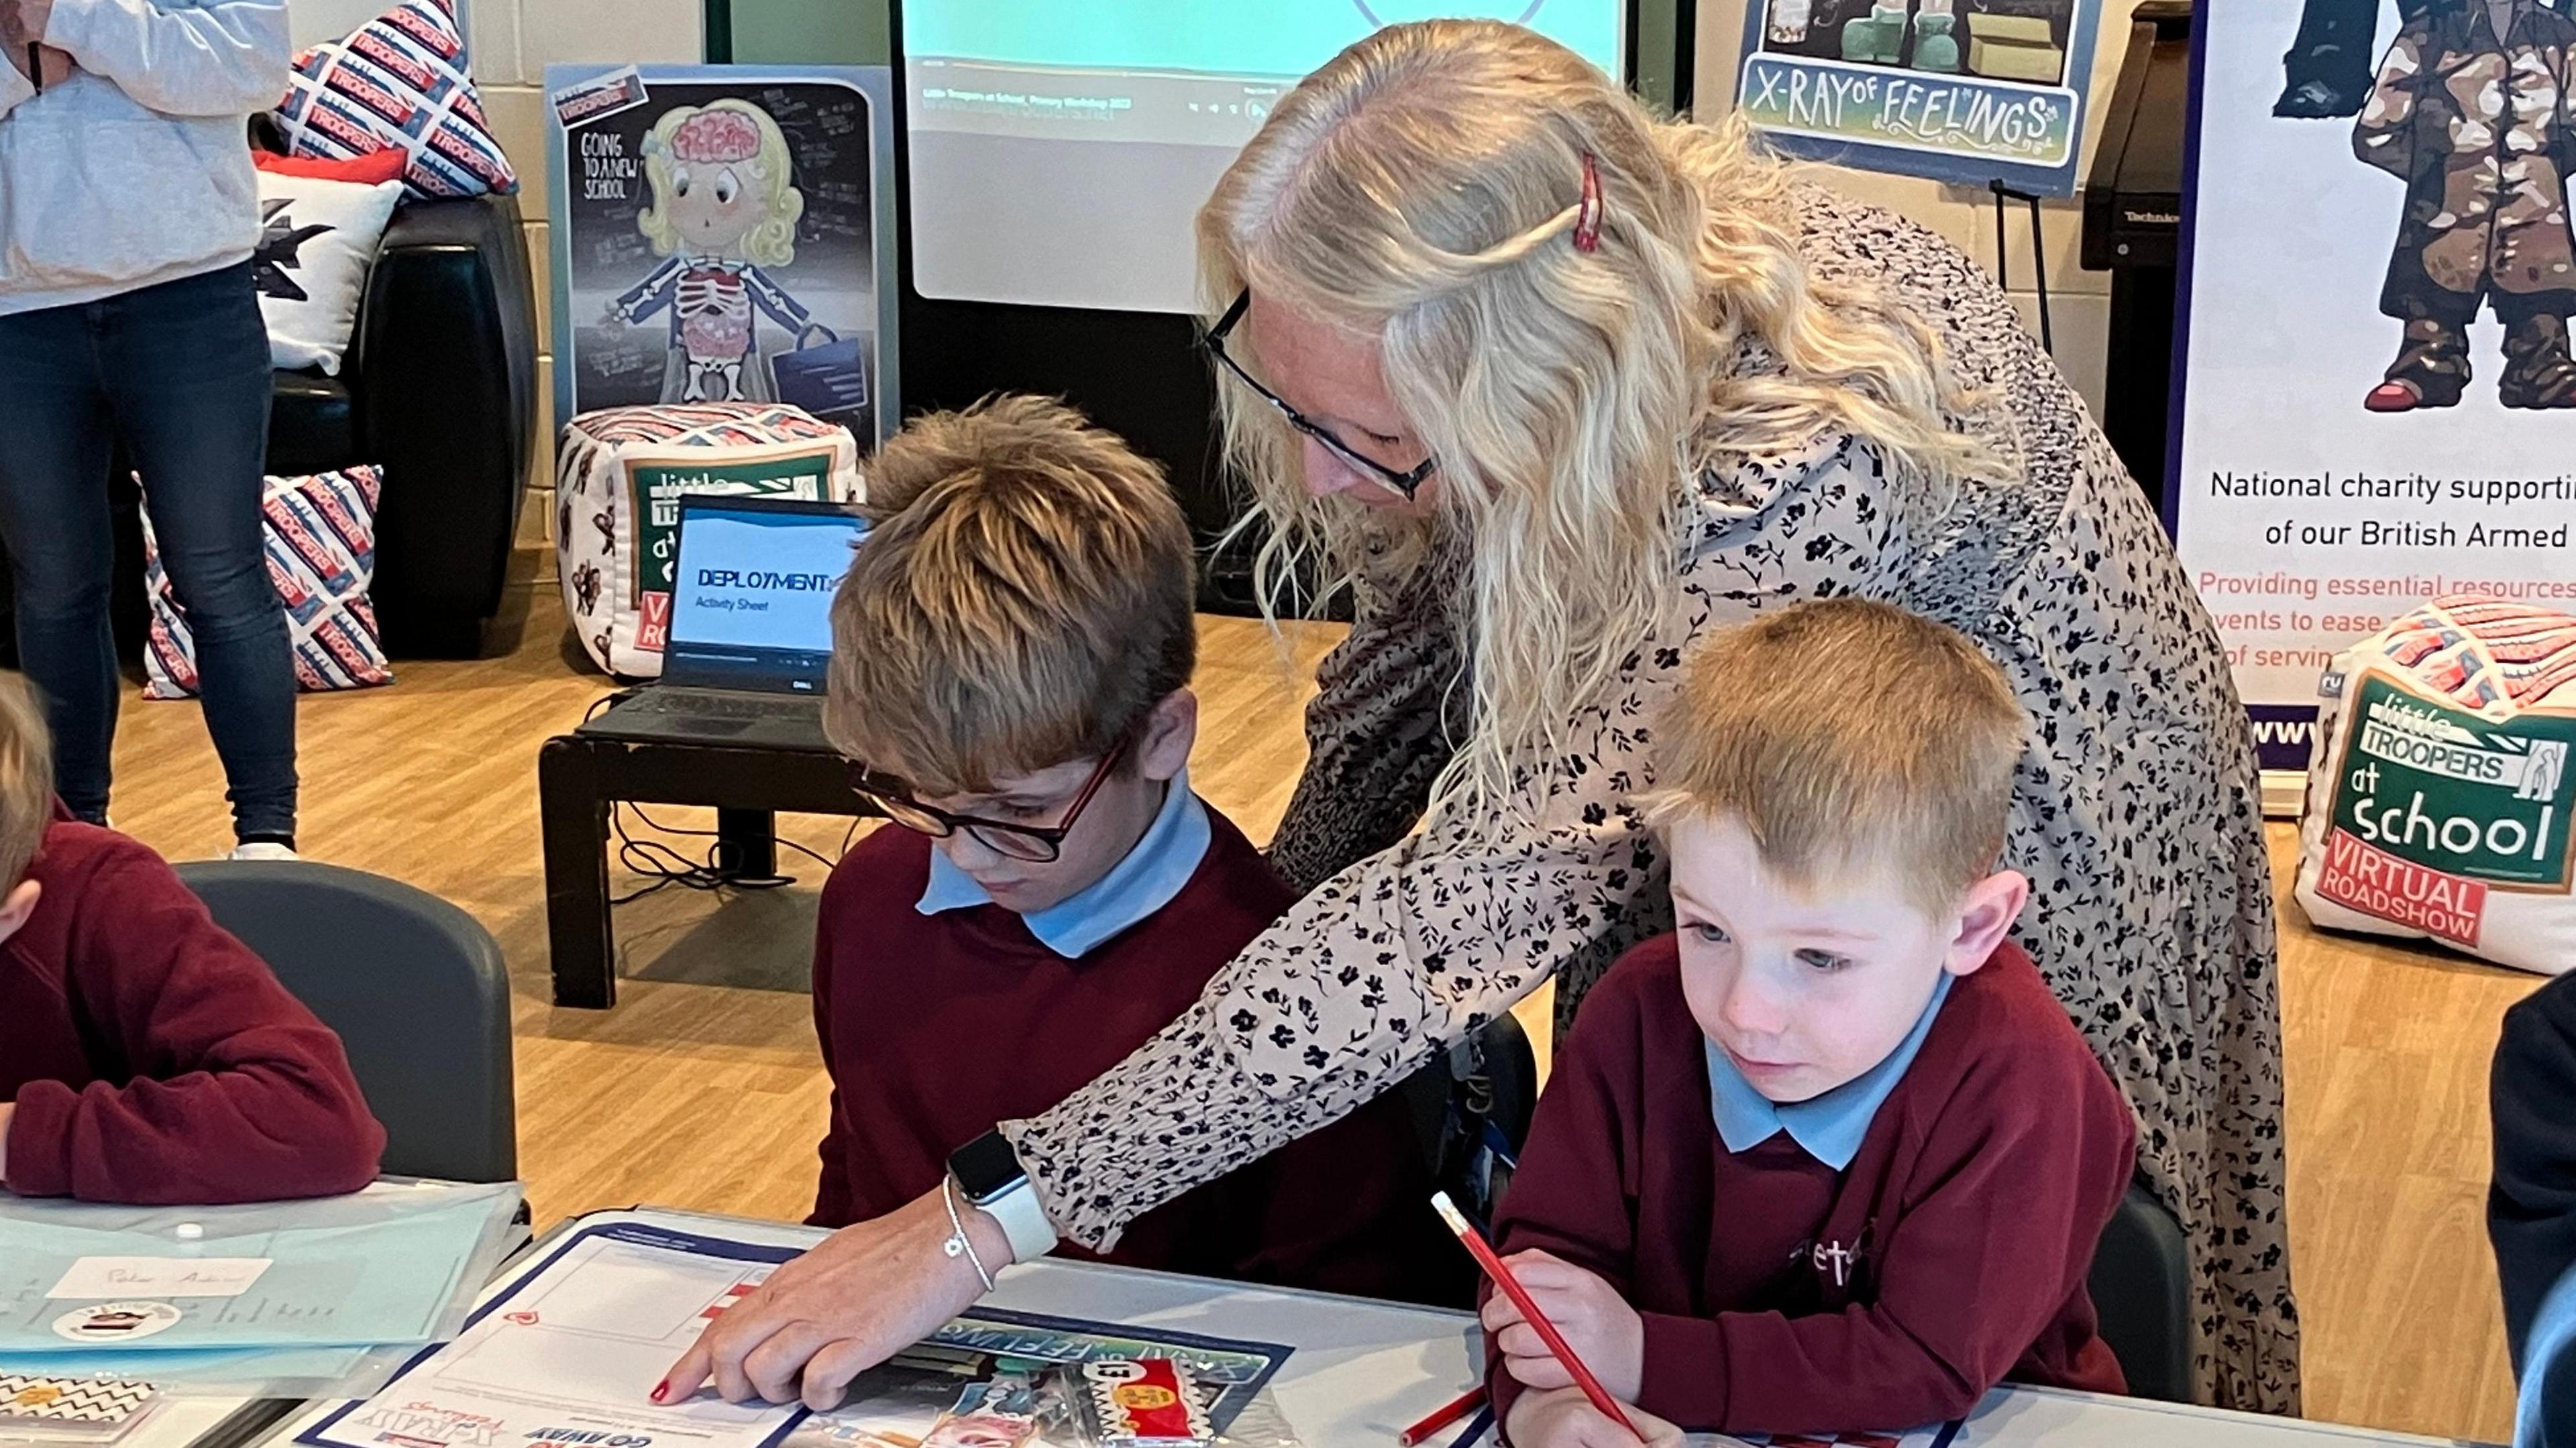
{"left": 663, "top": 499, "right": 868, "bottom": 691}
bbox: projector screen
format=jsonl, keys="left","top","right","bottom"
{"left": 902, "top": 1, "right": 1626, "bottom": 314}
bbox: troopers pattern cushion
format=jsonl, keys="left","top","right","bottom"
{"left": 142, "top": 467, "right": 394, "bottom": 699}
{"left": 274, "top": 0, "right": 518, "bottom": 199}
{"left": 555, "top": 403, "right": 861, "bottom": 680}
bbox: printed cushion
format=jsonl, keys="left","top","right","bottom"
{"left": 254, "top": 170, "right": 404, "bottom": 376}
{"left": 142, "top": 468, "right": 394, "bottom": 699}
{"left": 555, "top": 404, "right": 861, "bottom": 679}
{"left": 274, "top": 0, "right": 517, "bottom": 200}
{"left": 2293, "top": 595, "right": 2576, "bottom": 975}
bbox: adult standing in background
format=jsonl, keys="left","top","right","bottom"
{"left": 0, "top": 0, "right": 300, "bottom": 858}
{"left": 668, "top": 20, "right": 2294, "bottom": 1416}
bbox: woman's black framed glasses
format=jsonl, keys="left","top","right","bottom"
{"left": 853, "top": 739, "right": 1130, "bottom": 864}
{"left": 1201, "top": 290, "right": 1438, "bottom": 498}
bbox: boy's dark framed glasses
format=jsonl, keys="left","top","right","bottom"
{"left": 1201, "top": 290, "right": 1438, "bottom": 498}
{"left": 853, "top": 739, "right": 1130, "bottom": 864}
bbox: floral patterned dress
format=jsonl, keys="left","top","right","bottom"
{"left": 998, "top": 184, "right": 2298, "bottom": 1412}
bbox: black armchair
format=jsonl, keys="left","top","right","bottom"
{"left": 267, "top": 189, "right": 539, "bottom": 656}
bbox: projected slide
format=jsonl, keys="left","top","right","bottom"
{"left": 904, "top": 1, "right": 1624, "bottom": 313}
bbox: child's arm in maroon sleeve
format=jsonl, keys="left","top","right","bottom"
{"left": 1635, "top": 1062, "right": 2134, "bottom": 1433}
{"left": 3, "top": 848, "right": 384, "bottom": 1204}
{"left": 1486, "top": 998, "right": 1646, "bottom": 1429}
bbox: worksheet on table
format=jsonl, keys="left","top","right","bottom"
{"left": 301, "top": 1223, "right": 808, "bottom": 1448}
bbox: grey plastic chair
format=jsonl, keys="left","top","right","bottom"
{"left": 1399, "top": 1012, "right": 1540, "bottom": 1212}
{"left": 2088, "top": 1178, "right": 2195, "bottom": 1403}
{"left": 1470, "top": 1011, "right": 1540, "bottom": 1156}
{"left": 174, "top": 860, "right": 517, "bottom": 1183}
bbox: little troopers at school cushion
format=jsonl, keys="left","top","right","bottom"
{"left": 274, "top": 0, "right": 518, "bottom": 199}
{"left": 555, "top": 404, "right": 861, "bottom": 680}
{"left": 2294, "top": 595, "right": 2576, "bottom": 974}
{"left": 141, "top": 467, "right": 394, "bottom": 699}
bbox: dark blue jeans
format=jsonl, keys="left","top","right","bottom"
{"left": 0, "top": 262, "right": 297, "bottom": 840}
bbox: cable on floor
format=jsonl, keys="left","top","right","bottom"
{"left": 576, "top": 695, "right": 861, "bottom": 905}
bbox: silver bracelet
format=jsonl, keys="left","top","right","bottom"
{"left": 940, "top": 1178, "right": 997, "bottom": 1293}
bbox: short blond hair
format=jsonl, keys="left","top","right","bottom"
{"left": 0, "top": 673, "right": 54, "bottom": 890}
{"left": 1648, "top": 599, "right": 2026, "bottom": 913}
{"left": 825, "top": 395, "right": 1197, "bottom": 795}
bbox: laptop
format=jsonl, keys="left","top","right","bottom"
{"left": 576, "top": 495, "right": 867, "bottom": 752}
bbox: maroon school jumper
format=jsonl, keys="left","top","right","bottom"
{"left": 1490, "top": 935, "right": 2135, "bottom": 1435}
{"left": 809, "top": 807, "right": 1466, "bottom": 1306}
{"left": 1, "top": 819, "right": 385, "bottom": 1203}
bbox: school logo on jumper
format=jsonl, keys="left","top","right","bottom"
{"left": 1796, "top": 1225, "right": 1874, "bottom": 1289}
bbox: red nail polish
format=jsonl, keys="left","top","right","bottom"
{"left": 649, "top": 1382, "right": 668, "bottom": 1404}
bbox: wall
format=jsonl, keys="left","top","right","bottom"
{"left": 727, "top": 0, "right": 885, "bottom": 66}
{"left": 1695, "top": 0, "right": 2156, "bottom": 416}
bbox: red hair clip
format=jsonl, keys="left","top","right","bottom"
{"left": 1573, "top": 152, "right": 1605, "bottom": 254}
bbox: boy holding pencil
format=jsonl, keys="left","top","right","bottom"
{"left": 1483, "top": 600, "right": 2137, "bottom": 1447}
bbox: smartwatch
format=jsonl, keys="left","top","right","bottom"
{"left": 947, "top": 1130, "right": 1057, "bottom": 1263}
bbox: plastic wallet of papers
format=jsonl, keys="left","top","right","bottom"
{"left": 0, "top": 1182, "right": 523, "bottom": 1398}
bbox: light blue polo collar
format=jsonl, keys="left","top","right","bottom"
{"left": 1704, "top": 972, "right": 1954, "bottom": 1170}
{"left": 917, "top": 769, "right": 1210, "bottom": 960}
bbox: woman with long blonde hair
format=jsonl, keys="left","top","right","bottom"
{"left": 667, "top": 20, "right": 2289, "bottom": 1423}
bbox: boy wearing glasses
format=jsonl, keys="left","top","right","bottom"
{"left": 810, "top": 394, "right": 1458, "bottom": 1302}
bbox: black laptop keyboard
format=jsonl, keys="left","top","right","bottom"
{"left": 623, "top": 689, "right": 816, "bottom": 720}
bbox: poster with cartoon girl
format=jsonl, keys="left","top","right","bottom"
{"left": 543, "top": 65, "right": 898, "bottom": 444}
{"left": 614, "top": 101, "right": 814, "bottom": 404}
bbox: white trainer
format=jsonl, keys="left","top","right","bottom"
{"left": 227, "top": 842, "right": 301, "bottom": 862}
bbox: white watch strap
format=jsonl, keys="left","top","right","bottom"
{"left": 969, "top": 1175, "right": 1058, "bottom": 1263}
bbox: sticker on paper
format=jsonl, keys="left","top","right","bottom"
{"left": 51, "top": 1302, "right": 183, "bottom": 1343}
{"left": 49, "top": 1256, "right": 272, "bottom": 1300}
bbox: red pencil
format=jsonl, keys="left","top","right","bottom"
{"left": 1430, "top": 1192, "right": 1642, "bottom": 1437}
{"left": 1399, "top": 1385, "right": 1488, "bottom": 1446}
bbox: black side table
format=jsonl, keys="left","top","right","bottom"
{"left": 537, "top": 732, "right": 877, "bottom": 1007}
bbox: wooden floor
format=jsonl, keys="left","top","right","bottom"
{"left": 103, "top": 553, "right": 2537, "bottom": 1442}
